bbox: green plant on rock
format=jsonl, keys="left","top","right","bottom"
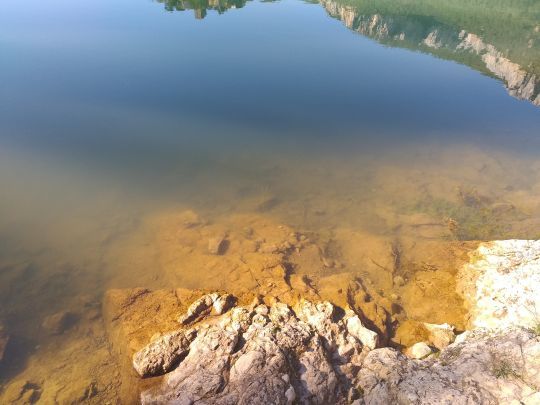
{"left": 491, "top": 358, "right": 518, "bottom": 379}
{"left": 528, "top": 322, "right": 540, "bottom": 337}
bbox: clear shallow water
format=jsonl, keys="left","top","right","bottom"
{"left": 0, "top": 0, "right": 539, "bottom": 401}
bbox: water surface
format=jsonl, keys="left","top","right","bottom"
{"left": 0, "top": 0, "right": 539, "bottom": 401}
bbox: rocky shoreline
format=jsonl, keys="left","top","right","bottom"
{"left": 101, "top": 240, "right": 540, "bottom": 404}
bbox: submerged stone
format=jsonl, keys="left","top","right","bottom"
{"left": 208, "top": 235, "right": 226, "bottom": 255}
{"left": 0, "top": 322, "right": 8, "bottom": 363}
{"left": 41, "top": 311, "right": 76, "bottom": 335}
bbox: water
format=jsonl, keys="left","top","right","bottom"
{"left": 0, "top": 0, "right": 539, "bottom": 401}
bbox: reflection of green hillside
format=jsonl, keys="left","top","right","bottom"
{"left": 322, "top": 0, "right": 540, "bottom": 106}
{"left": 156, "top": 0, "right": 249, "bottom": 18}
{"left": 153, "top": 0, "right": 539, "bottom": 106}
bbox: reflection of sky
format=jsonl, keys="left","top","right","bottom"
{"left": 0, "top": 0, "right": 539, "bottom": 164}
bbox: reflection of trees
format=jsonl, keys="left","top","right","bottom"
{"left": 155, "top": 0, "right": 249, "bottom": 19}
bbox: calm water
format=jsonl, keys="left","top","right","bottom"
{"left": 0, "top": 0, "right": 539, "bottom": 401}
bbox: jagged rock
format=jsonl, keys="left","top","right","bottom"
{"left": 457, "top": 240, "right": 540, "bottom": 329}
{"left": 178, "top": 292, "right": 232, "bottom": 325}
{"left": 406, "top": 342, "right": 432, "bottom": 359}
{"left": 359, "top": 327, "right": 540, "bottom": 404}
{"left": 121, "top": 235, "right": 540, "bottom": 405}
{"left": 423, "top": 322, "right": 455, "bottom": 349}
{"left": 141, "top": 326, "right": 240, "bottom": 404}
{"left": 296, "top": 338, "right": 341, "bottom": 404}
{"left": 133, "top": 329, "right": 197, "bottom": 377}
{"left": 136, "top": 297, "right": 376, "bottom": 404}
{"left": 42, "top": 311, "right": 76, "bottom": 335}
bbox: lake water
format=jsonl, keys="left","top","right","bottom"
{"left": 0, "top": 0, "right": 539, "bottom": 402}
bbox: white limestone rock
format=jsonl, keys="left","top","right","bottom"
{"left": 359, "top": 327, "right": 540, "bottom": 405}
{"left": 346, "top": 315, "right": 379, "bottom": 350}
{"left": 178, "top": 292, "right": 233, "bottom": 325}
{"left": 407, "top": 342, "right": 432, "bottom": 359}
{"left": 138, "top": 297, "right": 370, "bottom": 404}
{"left": 423, "top": 322, "right": 455, "bottom": 350}
{"left": 134, "top": 283, "right": 540, "bottom": 405}
{"left": 132, "top": 329, "right": 196, "bottom": 377}
{"left": 457, "top": 240, "right": 540, "bottom": 329}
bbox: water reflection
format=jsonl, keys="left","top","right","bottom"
{"left": 157, "top": 0, "right": 249, "bottom": 18}
{"left": 320, "top": 0, "right": 540, "bottom": 106}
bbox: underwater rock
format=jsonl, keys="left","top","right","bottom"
{"left": 2, "top": 380, "right": 42, "bottom": 404}
{"left": 457, "top": 240, "right": 540, "bottom": 329}
{"left": 392, "top": 275, "right": 405, "bottom": 287}
{"left": 255, "top": 196, "right": 280, "bottom": 212}
{"left": 0, "top": 322, "right": 8, "bottom": 362}
{"left": 103, "top": 288, "right": 184, "bottom": 404}
{"left": 179, "top": 209, "right": 202, "bottom": 228}
{"left": 42, "top": 311, "right": 76, "bottom": 335}
{"left": 208, "top": 235, "right": 226, "bottom": 255}
{"left": 53, "top": 378, "right": 98, "bottom": 404}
